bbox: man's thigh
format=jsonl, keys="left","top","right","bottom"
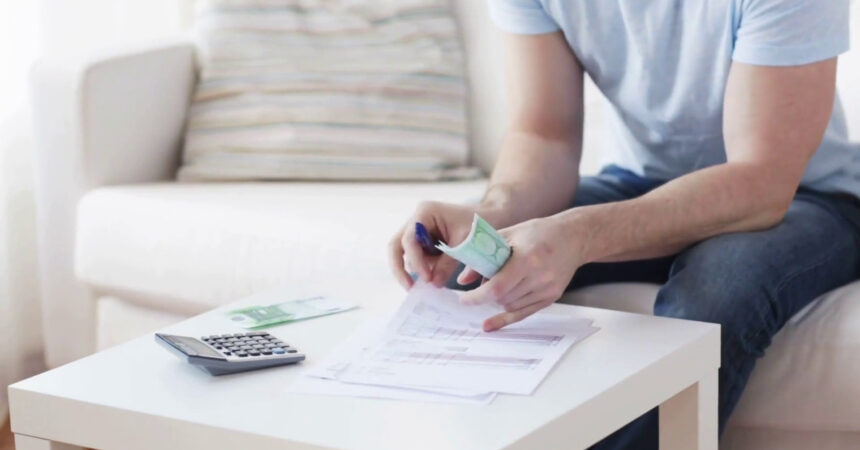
{"left": 656, "top": 190, "right": 859, "bottom": 353}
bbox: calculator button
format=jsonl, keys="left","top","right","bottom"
{"left": 249, "top": 351, "right": 260, "bottom": 356}
{"left": 236, "top": 351, "right": 248, "bottom": 357}
{"left": 272, "top": 348, "right": 286, "bottom": 354}
{"left": 223, "top": 351, "right": 232, "bottom": 356}
{"left": 287, "top": 349, "right": 297, "bottom": 353}
{"left": 261, "top": 350, "right": 272, "bottom": 355}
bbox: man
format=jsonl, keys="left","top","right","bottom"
{"left": 389, "top": 0, "right": 859, "bottom": 448}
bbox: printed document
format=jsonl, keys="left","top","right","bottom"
{"left": 290, "top": 283, "right": 599, "bottom": 403}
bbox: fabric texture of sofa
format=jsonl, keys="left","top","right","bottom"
{"left": 31, "top": 2, "right": 860, "bottom": 449}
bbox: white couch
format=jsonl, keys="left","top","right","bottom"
{"left": 30, "top": 2, "right": 860, "bottom": 449}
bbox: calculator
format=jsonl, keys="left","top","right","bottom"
{"left": 155, "top": 331, "right": 305, "bottom": 376}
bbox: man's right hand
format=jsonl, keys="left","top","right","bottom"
{"left": 388, "top": 201, "right": 479, "bottom": 289}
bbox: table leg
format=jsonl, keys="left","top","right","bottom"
{"left": 14, "top": 434, "right": 82, "bottom": 450}
{"left": 658, "top": 371, "right": 718, "bottom": 450}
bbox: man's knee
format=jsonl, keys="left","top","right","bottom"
{"left": 654, "top": 234, "right": 775, "bottom": 356}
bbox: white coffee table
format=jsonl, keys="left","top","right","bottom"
{"left": 10, "top": 288, "right": 719, "bottom": 450}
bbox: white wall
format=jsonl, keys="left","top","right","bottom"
{"left": 38, "top": 0, "right": 194, "bottom": 56}
{"left": 837, "top": 11, "right": 860, "bottom": 139}
{"left": 0, "top": 0, "right": 194, "bottom": 425}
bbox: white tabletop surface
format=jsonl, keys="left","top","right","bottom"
{"left": 10, "top": 283, "right": 719, "bottom": 450}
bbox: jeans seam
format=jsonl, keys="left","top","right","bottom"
{"left": 773, "top": 243, "right": 846, "bottom": 296}
{"left": 739, "top": 245, "right": 847, "bottom": 359}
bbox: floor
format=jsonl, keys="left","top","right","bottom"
{"left": 0, "top": 419, "right": 13, "bottom": 450}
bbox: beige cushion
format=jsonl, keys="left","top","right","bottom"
{"left": 96, "top": 297, "right": 189, "bottom": 350}
{"left": 76, "top": 180, "right": 486, "bottom": 310}
{"left": 77, "top": 182, "right": 860, "bottom": 432}
{"left": 180, "top": 0, "right": 477, "bottom": 181}
{"left": 564, "top": 282, "right": 860, "bottom": 432}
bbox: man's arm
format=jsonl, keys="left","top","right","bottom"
{"left": 567, "top": 59, "right": 838, "bottom": 263}
{"left": 461, "top": 58, "right": 839, "bottom": 330}
{"left": 387, "top": 31, "right": 586, "bottom": 288}
{"left": 479, "top": 31, "right": 586, "bottom": 228}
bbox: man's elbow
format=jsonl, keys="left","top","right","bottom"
{"left": 749, "top": 196, "right": 792, "bottom": 230}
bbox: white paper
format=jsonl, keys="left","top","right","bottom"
{"left": 337, "top": 285, "right": 599, "bottom": 394}
{"left": 292, "top": 319, "right": 496, "bottom": 404}
{"left": 290, "top": 375, "right": 496, "bottom": 405}
{"left": 290, "top": 284, "right": 598, "bottom": 402}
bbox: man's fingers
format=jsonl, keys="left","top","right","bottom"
{"left": 388, "top": 236, "right": 413, "bottom": 289}
{"left": 502, "top": 287, "right": 551, "bottom": 312}
{"left": 430, "top": 256, "right": 459, "bottom": 287}
{"left": 401, "top": 232, "right": 431, "bottom": 282}
{"left": 483, "top": 298, "right": 547, "bottom": 332}
{"left": 459, "top": 263, "right": 523, "bottom": 305}
{"left": 495, "top": 278, "right": 534, "bottom": 307}
{"left": 456, "top": 267, "right": 482, "bottom": 286}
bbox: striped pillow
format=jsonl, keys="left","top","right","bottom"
{"left": 178, "top": 0, "right": 480, "bottom": 181}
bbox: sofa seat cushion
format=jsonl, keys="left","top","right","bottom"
{"left": 77, "top": 181, "right": 860, "bottom": 432}
{"left": 564, "top": 282, "right": 860, "bottom": 432}
{"left": 76, "top": 180, "right": 486, "bottom": 310}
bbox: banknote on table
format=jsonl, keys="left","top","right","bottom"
{"left": 436, "top": 214, "right": 511, "bottom": 278}
{"left": 228, "top": 296, "right": 356, "bottom": 329}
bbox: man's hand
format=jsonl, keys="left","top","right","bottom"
{"left": 388, "top": 32, "right": 585, "bottom": 292}
{"left": 458, "top": 216, "right": 586, "bottom": 331}
{"left": 388, "top": 202, "right": 478, "bottom": 289}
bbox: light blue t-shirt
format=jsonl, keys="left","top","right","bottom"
{"left": 489, "top": 0, "right": 859, "bottom": 197}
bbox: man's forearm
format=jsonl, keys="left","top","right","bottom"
{"left": 561, "top": 162, "right": 794, "bottom": 263}
{"left": 478, "top": 131, "right": 582, "bottom": 228}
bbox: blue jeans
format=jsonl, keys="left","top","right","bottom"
{"left": 578, "top": 166, "right": 860, "bottom": 449}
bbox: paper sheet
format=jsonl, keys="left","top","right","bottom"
{"left": 294, "top": 319, "right": 496, "bottom": 404}
{"left": 337, "top": 285, "right": 599, "bottom": 394}
{"left": 289, "top": 377, "right": 496, "bottom": 405}
{"left": 290, "top": 284, "right": 598, "bottom": 402}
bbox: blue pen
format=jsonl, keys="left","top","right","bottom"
{"left": 415, "top": 222, "right": 443, "bottom": 256}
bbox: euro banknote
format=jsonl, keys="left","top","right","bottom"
{"left": 228, "top": 296, "right": 356, "bottom": 329}
{"left": 436, "top": 214, "right": 511, "bottom": 278}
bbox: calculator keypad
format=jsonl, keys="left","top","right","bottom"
{"left": 201, "top": 332, "right": 297, "bottom": 359}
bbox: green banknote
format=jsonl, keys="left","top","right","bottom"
{"left": 228, "top": 296, "right": 356, "bottom": 329}
{"left": 436, "top": 214, "right": 511, "bottom": 278}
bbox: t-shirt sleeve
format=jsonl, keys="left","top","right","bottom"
{"left": 733, "top": 0, "right": 850, "bottom": 66}
{"left": 487, "top": 0, "right": 560, "bottom": 35}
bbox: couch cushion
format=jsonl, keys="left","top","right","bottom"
{"left": 564, "top": 282, "right": 860, "bottom": 432}
{"left": 180, "top": 0, "right": 477, "bottom": 182}
{"left": 76, "top": 180, "right": 486, "bottom": 310}
{"left": 78, "top": 181, "right": 860, "bottom": 432}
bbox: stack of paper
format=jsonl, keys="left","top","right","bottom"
{"left": 290, "top": 284, "right": 599, "bottom": 405}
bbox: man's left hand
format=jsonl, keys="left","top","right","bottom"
{"left": 458, "top": 215, "right": 586, "bottom": 331}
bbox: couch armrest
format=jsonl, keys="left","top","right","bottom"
{"left": 30, "top": 39, "right": 196, "bottom": 367}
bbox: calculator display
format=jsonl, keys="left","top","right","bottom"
{"left": 170, "top": 336, "right": 222, "bottom": 358}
